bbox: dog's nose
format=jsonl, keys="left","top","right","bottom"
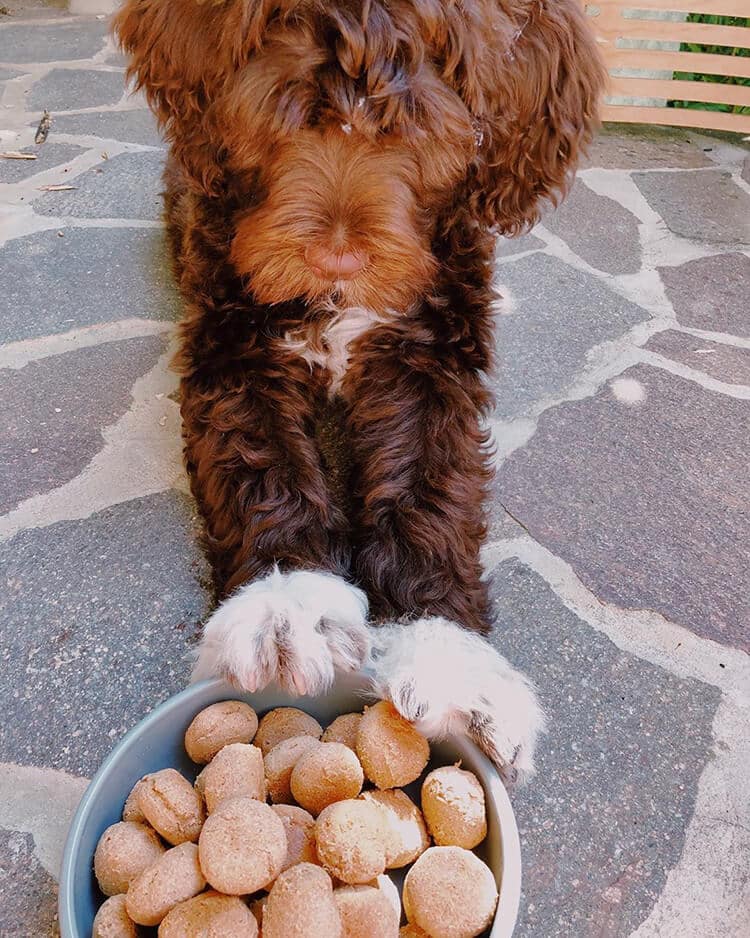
{"left": 306, "top": 245, "right": 367, "bottom": 281}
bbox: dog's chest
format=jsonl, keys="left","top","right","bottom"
{"left": 280, "top": 307, "right": 389, "bottom": 394}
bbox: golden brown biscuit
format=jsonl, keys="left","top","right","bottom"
{"left": 94, "top": 821, "right": 164, "bottom": 896}
{"left": 200, "top": 742, "right": 265, "bottom": 812}
{"left": 125, "top": 842, "right": 206, "bottom": 927}
{"left": 271, "top": 803, "right": 319, "bottom": 871}
{"left": 334, "top": 884, "right": 400, "bottom": 937}
{"left": 262, "top": 863, "right": 342, "bottom": 938}
{"left": 421, "top": 766, "right": 487, "bottom": 850}
{"left": 322, "top": 713, "right": 362, "bottom": 751}
{"left": 198, "top": 796, "right": 287, "bottom": 894}
{"left": 360, "top": 789, "right": 429, "bottom": 868}
{"left": 402, "top": 846, "right": 498, "bottom": 938}
{"left": 290, "top": 742, "right": 364, "bottom": 815}
{"left": 121, "top": 778, "right": 147, "bottom": 823}
{"left": 356, "top": 701, "right": 429, "bottom": 789}
{"left": 264, "top": 734, "right": 321, "bottom": 804}
{"left": 138, "top": 769, "right": 205, "bottom": 845}
{"left": 254, "top": 707, "right": 323, "bottom": 756}
{"left": 315, "top": 799, "right": 388, "bottom": 884}
{"left": 92, "top": 894, "right": 138, "bottom": 938}
{"left": 158, "top": 890, "right": 258, "bottom": 937}
{"left": 184, "top": 700, "right": 258, "bottom": 764}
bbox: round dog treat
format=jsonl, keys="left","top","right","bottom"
{"left": 290, "top": 742, "right": 364, "bottom": 815}
{"left": 138, "top": 768, "right": 205, "bottom": 845}
{"left": 316, "top": 799, "right": 388, "bottom": 884}
{"left": 184, "top": 700, "right": 258, "bottom": 763}
{"left": 264, "top": 734, "right": 321, "bottom": 803}
{"left": 421, "top": 765, "right": 487, "bottom": 849}
{"left": 403, "top": 847, "right": 498, "bottom": 938}
{"left": 334, "top": 884, "right": 400, "bottom": 938}
{"left": 92, "top": 894, "right": 138, "bottom": 938}
{"left": 158, "top": 890, "right": 258, "bottom": 937}
{"left": 356, "top": 701, "right": 429, "bottom": 789}
{"left": 122, "top": 778, "right": 147, "bottom": 823}
{"left": 272, "top": 804, "right": 318, "bottom": 871}
{"left": 263, "top": 863, "right": 342, "bottom": 938}
{"left": 360, "top": 789, "right": 429, "bottom": 868}
{"left": 125, "top": 842, "right": 206, "bottom": 927}
{"left": 94, "top": 821, "right": 165, "bottom": 896}
{"left": 200, "top": 742, "right": 265, "bottom": 812}
{"left": 198, "top": 796, "right": 287, "bottom": 894}
{"left": 255, "top": 707, "right": 323, "bottom": 756}
{"left": 322, "top": 713, "right": 362, "bottom": 751}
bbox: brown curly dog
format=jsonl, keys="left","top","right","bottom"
{"left": 115, "top": 0, "right": 605, "bottom": 782}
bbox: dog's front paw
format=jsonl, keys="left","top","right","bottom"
{"left": 369, "top": 618, "right": 545, "bottom": 784}
{"left": 192, "top": 568, "right": 370, "bottom": 696}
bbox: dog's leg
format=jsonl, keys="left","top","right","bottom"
{"left": 181, "top": 350, "right": 369, "bottom": 695}
{"left": 342, "top": 226, "right": 544, "bottom": 779}
{"left": 368, "top": 618, "right": 545, "bottom": 784}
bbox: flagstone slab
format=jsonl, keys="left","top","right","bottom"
{"left": 0, "top": 142, "right": 84, "bottom": 183}
{"left": 0, "top": 20, "right": 107, "bottom": 64}
{"left": 36, "top": 150, "right": 164, "bottom": 219}
{"left": 487, "top": 558, "right": 720, "bottom": 938}
{"left": 634, "top": 170, "right": 750, "bottom": 244}
{"left": 658, "top": 253, "right": 750, "bottom": 338}
{"left": 0, "top": 334, "right": 166, "bottom": 513}
{"left": 27, "top": 67, "right": 124, "bottom": 111}
{"left": 491, "top": 253, "right": 649, "bottom": 418}
{"left": 497, "top": 365, "right": 750, "bottom": 651}
{"left": 542, "top": 180, "right": 641, "bottom": 275}
{"left": 645, "top": 330, "right": 750, "bottom": 385}
{"left": 0, "top": 492, "right": 211, "bottom": 777}
{"left": 1, "top": 227, "right": 179, "bottom": 341}
{"left": 50, "top": 106, "right": 163, "bottom": 147}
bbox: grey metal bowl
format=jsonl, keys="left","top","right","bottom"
{"left": 59, "top": 673, "right": 521, "bottom": 936}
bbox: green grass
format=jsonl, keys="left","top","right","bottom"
{"left": 668, "top": 13, "right": 750, "bottom": 114}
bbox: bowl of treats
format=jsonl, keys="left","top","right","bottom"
{"left": 59, "top": 671, "right": 522, "bottom": 937}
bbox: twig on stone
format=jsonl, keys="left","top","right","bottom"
{"left": 35, "top": 110, "right": 52, "bottom": 145}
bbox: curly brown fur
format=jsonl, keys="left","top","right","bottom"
{"left": 114, "top": 0, "right": 604, "bottom": 673}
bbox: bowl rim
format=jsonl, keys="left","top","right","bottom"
{"left": 59, "top": 677, "right": 522, "bottom": 937}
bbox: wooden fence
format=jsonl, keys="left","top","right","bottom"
{"left": 584, "top": 1, "right": 750, "bottom": 133}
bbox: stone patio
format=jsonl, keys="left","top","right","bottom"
{"left": 1, "top": 6, "right": 749, "bottom": 938}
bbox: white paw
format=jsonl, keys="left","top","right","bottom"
{"left": 192, "top": 568, "right": 370, "bottom": 696}
{"left": 369, "top": 617, "right": 545, "bottom": 784}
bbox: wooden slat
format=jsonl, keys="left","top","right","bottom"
{"left": 609, "top": 74, "right": 750, "bottom": 105}
{"left": 601, "top": 102, "right": 750, "bottom": 131}
{"left": 593, "top": 13, "right": 750, "bottom": 48}
{"left": 605, "top": 47, "right": 750, "bottom": 80}
{"left": 596, "top": 0, "right": 750, "bottom": 17}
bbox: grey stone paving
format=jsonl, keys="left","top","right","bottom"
{"left": 498, "top": 365, "right": 750, "bottom": 652}
{"left": 659, "top": 253, "right": 750, "bottom": 338}
{"left": 49, "top": 106, "right": 164, "bottom": 146}
{"left": 0, "top": 10, "right": 749, "bottom": 938}
{"left": 634, "top": 170, "right": 750, "bottom": 244}
{"left": 0, "top": 334, "right": 166, "bottom": 512}
{"left": 0, "top": 492, "right": 209, "bottom": 776}
{"left": 36, "top": 150, "right": 165, "bottom": 219}
{"left": 0, "top": 141, "right": 85, "bottom": 183}
{"left": 27, "top": 67, "right": 125, "bottom": 110}
{"left": 487, "top": 560, "right": 719, "bottom": 938}
{"left": 492, "top": 253, "right": 649, "bottom": 418}
{"left": 1, "top": 227, "right": 179, "bottom": 341}
{"left": 541, "top": 180, "right": 642, "bottom": 275}
{"left": 644, "top": 330, "right": 750, "bottom": 385}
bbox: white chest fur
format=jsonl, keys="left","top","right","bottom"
{"left": 280, "top": 306, "right": 390, "bottom": 394}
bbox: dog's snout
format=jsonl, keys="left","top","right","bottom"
{"left": 306, "top": 245, "right": 367, "bottom": 281}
